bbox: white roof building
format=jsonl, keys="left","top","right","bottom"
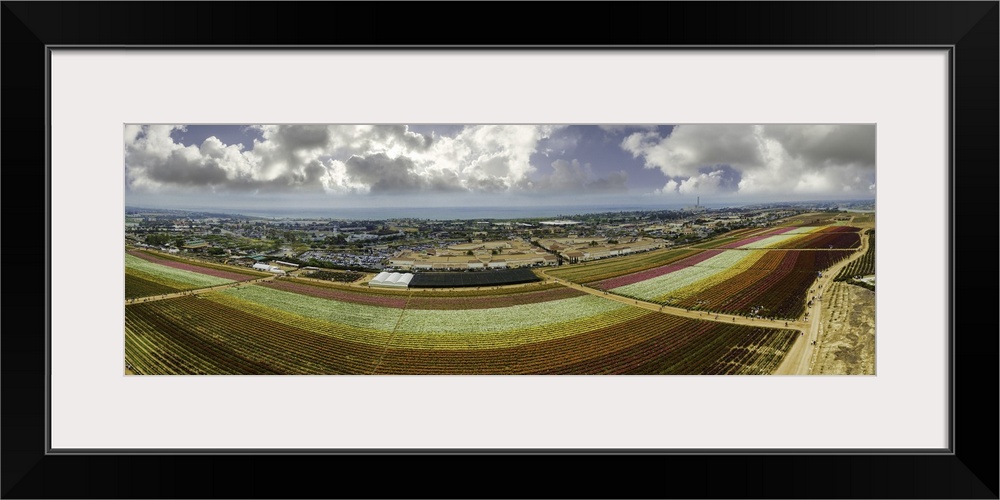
{"left": 369, "top": 271, "right": 414, "bottom": 288}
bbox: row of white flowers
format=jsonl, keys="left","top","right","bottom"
{"left": 125, "top": 253, "right": 232, "bottom": 288}
{"left": 221, "top": 285, "right": 403, "bottom": 331}
{"left": 220, "top": 284, "right": 628, "bottom": 335}
{"left": 782, "top": 226, "right": 824, "bottom": 235}
{"left": 396, "top": 295, "right": 626, "bottom": 334}
{"left": 612, "top": 250, "right": 755, "bottom": 299}
{"left": 738, "top": 234, "right": 800, "bottom": 249}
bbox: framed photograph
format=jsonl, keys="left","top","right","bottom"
{"left": 4, "top": 2, "right": 996, "bottom": 498}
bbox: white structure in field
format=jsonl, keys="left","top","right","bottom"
{"left": 252, "top": 262, "right": 287, "bottom": 275}
{"left": 369, "top": 271, "right": 414, "bottom": 288}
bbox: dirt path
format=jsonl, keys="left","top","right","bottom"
{"left": 537, "top": 227, "right": 872, "bottom": 375}
{"left": 773, "top": 229, "right": 871, "bottom": 374}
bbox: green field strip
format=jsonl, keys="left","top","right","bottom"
{"left": 125, "top": 253, "right": 234, "bottom": 288}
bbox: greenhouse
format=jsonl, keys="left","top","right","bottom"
{"left": 369, "top": 272, "right": 414, "bottom": 288}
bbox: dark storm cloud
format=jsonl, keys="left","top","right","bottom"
{"left": 345, "top": 153, "right": 424, "bottom": 193}
{"left": 697, "top": 165, "right": 742, "bottom": 193}
{"left": 762, "top": 124, "right": 876, "bottom": 167}
{"left": 145, "top": 150, "right": 230, "bottom": 186}
{"left": 270, "top": 125, "right": 331, "bottom": 150}
{"left": 343, "top": 153, "right": 466, "bottom": 194}
{"left": 533, "top": 159, "right": 629, "bottom": 193}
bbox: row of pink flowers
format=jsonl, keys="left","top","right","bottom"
{"left": 127, "top": 250, "right": 259, "bottom": 282}
{"left": 407, "top": 287, "right": 585, "bottom": 310}
{"left": 260, "top": 280, "right": 409, "bottom": 308}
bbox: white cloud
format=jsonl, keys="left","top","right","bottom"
{"left": 622, "top": 124, "right": 875, "bottom": 198}
{"left": 125, "top": 124, "right": 567, "bottom": 196}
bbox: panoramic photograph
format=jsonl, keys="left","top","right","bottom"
{"left": 124, "top": 124, "right": 876, "bottom": 375}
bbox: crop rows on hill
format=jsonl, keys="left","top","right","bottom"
{"left": 836, "top": 230, "right": 875, "bottom": 281}
{"left": 124, "top": 294, "right": 798, "bottom": 375}
{"left": 125, "top": 254, "right": 233, "bottom": 298}
{"left": 129, "top": 250, "right": 267, "bottom": 280}
{"left": 780, "top": 232, "right": 861, "bottom": 249}
{"left": 125, "top": 272, "right": 182, "bottom": 299}
{"left": 605, "top": 250, "right": 854, "bottom": 319}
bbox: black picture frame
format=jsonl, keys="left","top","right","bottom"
{"left": 3, "top": 2, "right": 996, "bottom": 498}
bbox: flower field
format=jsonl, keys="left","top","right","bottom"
{"left": 835, "top": 230, "right": 875, "bottom": 281}
{"left": 124, "top": 250, "right": 275, "bottom": 299}
{"left": 601, "top": 249, "right": 854, "bottom": 319}
{"left": 125, "top": 253, "right": 234, "bottom": 293}
{"left": 128, "top": 250, "right": 268, "bottom": 280}
{"left": 732, "top": 226, "right": 861, "bottom": 249}
{"left": 780, "top": 231, "right": 861, "bottom": 249}
{"left": 122, "top": 218, "right": 869, "bottom": 374}
{"left": 125, "top": 292, "right": 799, "bottom": 375}
{"left": 544, "top": 248, "right": 702, "bottom": 284}
{"left": 125, "top": 272, "right": 182, "bottom": 299}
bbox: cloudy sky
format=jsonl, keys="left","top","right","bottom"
{"left": 125, "top": 124, "right": 875, "bottom": 212}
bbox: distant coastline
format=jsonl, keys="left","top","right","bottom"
{"left": 125, "top": 200, "right": 874, "bottom": 221}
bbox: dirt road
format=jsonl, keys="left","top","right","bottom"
{"left": 773, "top": 229, "right": 871, "bottom": 374}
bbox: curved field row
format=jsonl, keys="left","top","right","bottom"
{"left": 717, "top": 226, "right": 796, "bottom": 248}
{"left": 380, "top": 315, "right": 796, "bottom": 375}
{"left": 592, "top": 250, "right": 721, "bottom": 290}
{"left": 134, "top": 250, "right": 272, "bottom": 277}
{"left": 222, "top": 284, "right": 630, "bottom": 336}
{"left": 609, "top": 250, "right": 854, "bottom": 319}
{"left": 389, "top": 307, "right": 650, "bottom": 350}
{"left": 780, "top": 232, "right": 860, "bottom": 249}
{"left": 125, "top": 296, "right": 798, "bottom": 375}
{"left": 210, "top": 285, "right": 634, "bottom": 348}
{"left": 658, "top": 251, "right": 778, "bottom": 305}
{"left": 260, "top": 280, "right": 410, "bottom": 308}
{"left": 817, "top": 225, "right": 863, "bottom": 233}
{"left": 283, "top": 277, "right": 410, "bottom": 296}
{"left": 408, "top": 282, "right": 563, "bottom": 297}
{"left": 395, "top": 295, "right": 627, "bottom": 334}
{"left": 737, "top": 234, "right": 800, "bottom": 249}
{"left": 125, "top": 271, "right": 182, "bottom": 299}
{"left": 603, "top": 250, "right": 752, "bottom": 298}
{"left": 836, "top": 230, "right": 875, "bottom": 281}
{"left": 218, "top": 285, "right": 404, "bottom": 331}
{"left": 545, "top": 248, "right": 702, "bottom": 284}
{"left": 126, "top": 252, "right": 254, "bottom": 282}
{"left": 126, "top": 297, "right": 383, "bottom": 374}
{"left": 733, "top": 226, "right": 861, "bottom": 249}
{"left": 125, "top": 254, "right": 234, "bottom": 289}
{"left": 698, "top": 326, "right": 801, "bottom": 375}
{"left": 405, "top": 286, "right": 586, "bottom": 310}
{"left": 205, "top": 289, "right": 649, "bottom": 350}
{"left": 281, "top": 277, "right": 563, "bottom": 297}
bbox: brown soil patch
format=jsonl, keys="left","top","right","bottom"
{"left": 810, "top": 281, "right": 875, "bottom": 374}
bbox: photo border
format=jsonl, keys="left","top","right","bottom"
{"left": 3, "top": 2, "right": 996, "bottom": 498}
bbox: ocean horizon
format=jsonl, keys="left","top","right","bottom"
{"left": 126, "top": 203, "right": 711, "bottom": 221}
